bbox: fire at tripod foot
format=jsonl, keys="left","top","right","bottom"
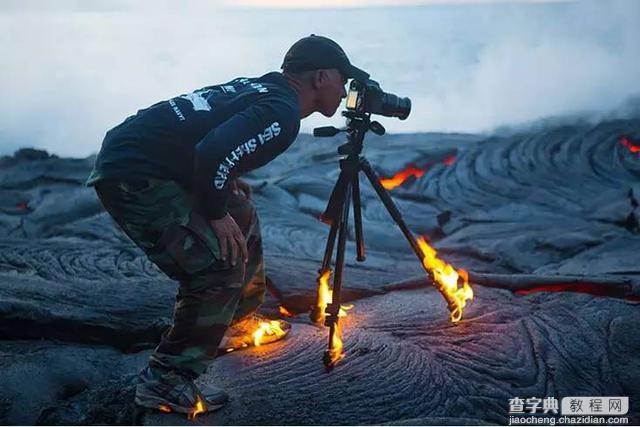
{"left": 323, "top": 350, "right": 336, "bottom": 370}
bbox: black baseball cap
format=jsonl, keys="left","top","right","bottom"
{"left": 281, "top": 34, "right": 370, "bottom": 82}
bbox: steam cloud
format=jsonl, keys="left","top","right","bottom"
{"left": 0, "top": 0, "right": 638, "bottom": 157}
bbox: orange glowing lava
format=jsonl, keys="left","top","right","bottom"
{"left": 416, "top": 236, "right": 474, "bottom": 322}
{"left": 187, "top": 396, "right": 206, "bottom": 420}
{"left": 252, "top": 320, "right": 287, "bottom": 347}
{"left": 621, "top": 136, "right": 640, "bottom": 153}
{"left": 380, "top": 157, "right": 456, "bottom": 190}
{"left": 158, "top": 404, "right": 172, "bottom": 413}
{"left": 514, "top": 283, "right": 640, "bottom": 302}
{"left": 380, "top": 165, "right": 426, "bottom": 189}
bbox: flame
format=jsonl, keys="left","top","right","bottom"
{"left": 158, "top": 404, "right": 172, "bottom": 413}
{"left": 316, "top": 270, "right": 332, "bottom": 323}
{"left": 315, "top": 270, "right": 352, "bottom": 324}
{"left": 187, "top": 395, "right": 206, "bottom": 420}
{"left": 621, "top": 136, "right": 640, "bottom": 153}
{"left": 278, "top": 305, "right": 294, "bottom": 317}
{"left": 380, "top": 165, "right": 426, "bottom": 190}
{"left": 416, "top": 236, "right": 474, "bottom": 322}
{"left": 315, "top": 269, "right": 353, "bottom": 366}
{"left": 328, "top": 319, "right": 346, "bottom": 366}
{"left": 252, "top": 320, "right": 287, "bottom": 347}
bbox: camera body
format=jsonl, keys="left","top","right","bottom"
{"left": 345, "top": 79, "right": 411, "bottom": 120}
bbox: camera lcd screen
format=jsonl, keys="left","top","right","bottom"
{"left": 346, "top": 89, "right": 358, "bottom": 109}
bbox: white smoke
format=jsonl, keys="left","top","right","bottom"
{"left": 0, "top": 0, "right": 638, "bottom": 157}
{"left": 413, "top": 0, "right": 640, "bottom": 133}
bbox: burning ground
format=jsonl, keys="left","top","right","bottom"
{"left": 0, "top": 117, "right": 639, "bottom": 425}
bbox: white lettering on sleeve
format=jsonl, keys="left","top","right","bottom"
{"left": 213, "top": 121, "right": 281, "bottom": 190}
{"left": 169, "top": 99, "right": 186, "bottom": 121}
{"left": 272, "top": 122, "right": 281, "bottom": 136}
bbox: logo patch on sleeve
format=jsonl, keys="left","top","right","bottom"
{"left": 180, "top": 91, "right": 212, "bottom": 112}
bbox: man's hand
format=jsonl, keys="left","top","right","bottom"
{"left": 209, "top": 214, "right": 248, "bottom": 266}
{"left": 230, "top": 178, "right": 252, "bottom": 200}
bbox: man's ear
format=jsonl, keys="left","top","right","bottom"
{"left": 312, "top": 69, "right": 327, "bottom": 89}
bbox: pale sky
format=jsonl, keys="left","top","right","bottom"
{"left": 227, "top": 0, "right": 574, "bottom": 8}
{"left": 0, "top": 0, "right": 578, "bottom": 12}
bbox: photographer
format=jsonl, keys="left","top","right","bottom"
{"left": 86, "top": 35, "right": 367, "bottom": 415}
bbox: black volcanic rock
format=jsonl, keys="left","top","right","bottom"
{"left": 144, "top": 287, "right": 639, "bottom": 425}
{"left": 0, "top": 341, "right": 148, "bottom": 425}
{"left": 1, "top": 118, "right": 639, "bottom": 425}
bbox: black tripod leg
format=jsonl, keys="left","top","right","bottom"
{"left": 362, "top": 160, "right": 461, "bottom": 313}
{"left": 330, "top": 182, "right": 351, "bottom": 318}
{"left": 310, "top": 218, "right": 339, "bottom": 325}
{"left": 320, "top": 222, "right": 339, "bottom": 271}
{"left": 311, "top": 169, "right": 348, "bottom": 325}
{"left": 352, "top": 172, "right": 365, "bottom": 262}
{"left": 324, "top": 182, "right": 352, "bottom": 368}
{"left": 320, "top": 170, "right": 350, "bottom": 225}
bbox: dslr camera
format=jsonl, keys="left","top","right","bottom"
{"left": 345, "top": 79, "right": 411, "bottom": 120}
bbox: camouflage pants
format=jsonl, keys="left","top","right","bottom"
{"left": 94, "top": 178, "right": 265, "bottom": 379}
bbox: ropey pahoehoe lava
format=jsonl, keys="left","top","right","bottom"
{"left": 0, "top": 117, "right": 639, "bottom": 425}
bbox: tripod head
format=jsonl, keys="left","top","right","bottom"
{"left": 313, "top": 110, "right": 386, "bottom": 156}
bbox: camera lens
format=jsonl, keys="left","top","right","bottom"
{"left": 381, "top": 93, "right": 411, "bottom": 120}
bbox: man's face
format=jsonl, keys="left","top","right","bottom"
{"left": 315, "top": 69, "right": 348, "bottom": 117}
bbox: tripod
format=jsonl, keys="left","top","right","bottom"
{"left": 310, "top": 110, "right": 458, "bottom": 369}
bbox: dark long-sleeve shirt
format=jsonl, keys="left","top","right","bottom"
{"left": 87, "top": 72, "right": 300, "bottom": 220}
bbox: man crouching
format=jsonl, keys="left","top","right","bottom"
{"left": 87, "top": 35, "right": 368, "bottom": 415}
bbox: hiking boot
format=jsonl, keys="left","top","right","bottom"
{"left": 135, "top": 367, "right": 228, "bottom": 415}
{"left": 220, "top": 313, "right": 291, "bottom": 352}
